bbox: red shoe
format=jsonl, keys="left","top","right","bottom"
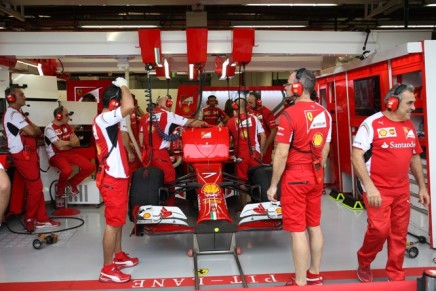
{"left": 36, "top": 218, "right": 61, "bottom": 229}
{"left": 68, "top": 184, "right": 80, "bottom": 196}
{"left": 23, "top": 218, "right": 35, "bottom": 232}
{"left": 113, "top": 252, "right": 139, "bottom": 269}
{"left": 307, "top": 270, "right": 323, "bottom": 285}
{"left": 357, "top": 264, "right": 373, "bottom": 283}
{"left": 99, "top": 265, "right": 131, "bottom": 283}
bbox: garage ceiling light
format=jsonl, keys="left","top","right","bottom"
{"left": 246, "top": 3, "right": 337, "bottom": 6}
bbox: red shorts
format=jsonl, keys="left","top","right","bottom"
{"left": 280, "top": 167, "right": 324, "bottom": 232}
{"left": 99, "top": 175, "right": 129, "bottom": 227}
{"left": 235, "top": 151, "right": 261, "bottom": 180}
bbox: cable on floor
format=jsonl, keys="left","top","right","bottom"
{"left": 2, "top": 214, "right": 85, "bottom": 235}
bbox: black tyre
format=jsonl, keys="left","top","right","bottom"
{"left": 248, "top": 166, "right": 281, "bottom": 202}
{"left": 129, "top": 167, "right": 164, "bottom": 221}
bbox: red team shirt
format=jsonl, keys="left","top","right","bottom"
{"left": 352, "top": 112, "right": 422, "bottom": 195}
{"left": 93, "top": 108, "right": 129, "bottom": 179}
{"left": 200, "top": 107, "right": 228, "bottom": 125}
{"left": 44, "top": 123, "right": 75, "bottom": 158}
{"left": 275, "top": 102, "right": 332, "bottom": 164}
{"left": 227, "top": 113, "right": 264, "bottom": 157}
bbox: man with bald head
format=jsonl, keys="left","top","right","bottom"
{"left": 139, "top": 94, "right": 206, "bottom": 185}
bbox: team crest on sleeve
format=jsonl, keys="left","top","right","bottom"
{"left": 377, "top": 127, "right": 397, "bottom": 138}
{"left": 404, "top": 127, "right": 416, "bottom": 139}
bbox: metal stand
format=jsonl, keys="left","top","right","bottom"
{"left": 52, "top": 193, "right": 80, "bottom": 216}
{"left": 192, "top": 231, "right": 247, "bottom": 290}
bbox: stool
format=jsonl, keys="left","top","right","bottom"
{"left": 52, "top": 181, "right": 80, "bottom": 216}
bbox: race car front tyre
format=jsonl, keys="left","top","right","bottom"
{"left": 129, "top": 166, "right": 164, "bottom": 221}
{"left": 248, "top": 166, "right": 280, "bottom": 202}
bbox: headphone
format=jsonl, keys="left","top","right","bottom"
{"left": 5, "top": 87, "right": 17, "bottom": 103}
{"left": 54, "top": 106, "right": 65, "bottom": 121}
{"left": 250, "top": 91, "right": 262, "bottom": 107}
{"left": 108, "top": 87, "right": 121, "bottom": 110}
{"left": 386, "top": 84, "right": 407, "bottom": 112}
{"left": 291, "top": 68, "right": 306, "bottom": 97}
{"left": 206, "top": 96, "right": 218, "bottom": 105}
{"left": 6, "top": 93, "right": 16, "bottom": 103}
{"left": 232, "top": 98, "right": 247, "bottom": 111}
{"left": 157, "top": 95, "right": 173, "bottom": 108}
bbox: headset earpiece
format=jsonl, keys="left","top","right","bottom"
{"left": 166, "top": 98, "right": 173, "bottom": 108}
{"left": 386, "top": 84, "right": 407, "bottom": 112}
{"left": 54, "top": 106, "right": 65, "bottom": 121}
{"left": 231, "top": 102, "right": 239, "bottom": 110}
{"left": 108, "top": 87, "right": 121, "bottom": 110}
{"left": 55, "top": 111, "right": 63, "bottom": 121}
{"left": 108, "top": 99, "right": 120, "bottom": 111}
{"left": 6, "top": 93, "right": 16, "bottom": 103}
{"left": 291, "top": 68, "right": 306, "bottom": 97}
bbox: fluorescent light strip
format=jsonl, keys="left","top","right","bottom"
{"left": 189, "top": 64, "right": 195, "bottom": 80}
{"left": 246, "top": 3, "right": 337, "bottom": 6}
{"left": 37, "top": 63, "right": 44, "bottom": 76}
{"left": 164, "top": 59, "right": 170, "bottom": 79}
{"left": 426, "top": 4, "right": 436, "bottom": 6}
{"left": 219, "top": 58, "right": 230, "bottom": 80}
{"left": 233, "top": 25, "right": 306, "bottom": 28}
{"left": 80, "top": 25, "right": 158, "bottom": 29}
{"left": 378, "top": 25, "right": 436, "bottom": 28}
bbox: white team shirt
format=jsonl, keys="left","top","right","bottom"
{"left": 2, "top": 107, "right": 30, "bottom": 154}
{"left": 93, "top": 108, "right": 129, "bottom": 179}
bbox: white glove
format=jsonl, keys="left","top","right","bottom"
{"left": 112, "top": 77, "right": 128, "bottom": 88}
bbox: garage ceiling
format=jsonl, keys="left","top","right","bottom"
{"left": 1, "top": 0, "right": 435, "bottom": 78}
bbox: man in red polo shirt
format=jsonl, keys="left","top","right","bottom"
{"left": 267, "top": 68, "right": 331, "bottom": 286}
{"left": 352, "top": 83, "right": 429, "bottom": 282}
{"left": 198, "top": 95, "right": 229, "bottom": 126}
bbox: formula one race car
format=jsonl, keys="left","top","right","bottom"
{"left": 128, "top": 125, "right": 282, "bottom": 236}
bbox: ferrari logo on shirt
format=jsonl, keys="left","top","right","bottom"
{"left": 377, "top": 127, "right": 397, "bottom": 138}
{"left": 306, "top": 112, "right": 313, "bottom": 122}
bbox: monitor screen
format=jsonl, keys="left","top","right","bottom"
{"left": 353, "top": 76, "right": 381, "bottom": 116}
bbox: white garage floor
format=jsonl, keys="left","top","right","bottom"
{"left": 0, "top": 194, "right": 435, "bottom": 290}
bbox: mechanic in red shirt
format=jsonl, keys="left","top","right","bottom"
{"left": 138, "top": 95, "right": 206, "bottom": 185}
{"left": 267, "top": 68, "right": 332, "bottom": 286}
{"left": 44, "top": 106, "right": 95, "bottom": 198}
{"left": 198, "top": 95, "right": 229, "bottom": 125}
{"left": 93, "top": 78, "right": 138, "bottom": 283}
{"left": 3, "top": 86, "right": 61, "bottom": 232}
{"left": 227, "top": 97, "right": 266, "bottom": 205}
{"left": 352, "top": 83, "right": 429, "bottom": 282}
{"left": 0, "top": 162, "right": 11, "bottom": 226}
{"left": 247, "top": 91, "right": 278, "bottom": 164}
